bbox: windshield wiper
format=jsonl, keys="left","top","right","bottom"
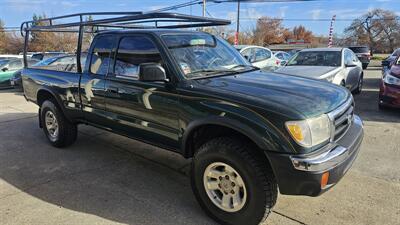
{"left": 230, "top": 64, "right": 259, "bottom": 71}
{"left": 188, "top": 69, "right": 238, "bottom": 76}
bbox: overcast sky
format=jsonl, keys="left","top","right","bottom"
{"left": 0, "top": 0, "right": 399, "bottom": 36}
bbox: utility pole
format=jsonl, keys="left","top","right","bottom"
{"left": 234, "top": 0, "right": 240, "bottom": 45}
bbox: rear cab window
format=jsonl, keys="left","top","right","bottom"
{"left": 90, "top": 35, "right": 116, "bottom": 76}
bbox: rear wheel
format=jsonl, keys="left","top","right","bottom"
{"left": 191, "top": 137, "right": 277, "bottom": 225}
{"left": 353, "top": 74, "right": 363, "bottom": 94}
{"left": 40, "top": 100, "right": 77, "bottom": 147}
{"left": 362, "top": 63, "right": 368, "bottom": 70}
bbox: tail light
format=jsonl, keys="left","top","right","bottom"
{"left": 276, "top": 60, "right": 280, "bottom": 65}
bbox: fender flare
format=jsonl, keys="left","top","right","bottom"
{"left": 36, "top": 87, "right": 73, "bottom": 122}
{"left": 181, "top": 116, "right": 280, "bottom": 158}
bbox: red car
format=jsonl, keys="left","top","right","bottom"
{"left": 379, "top": 55, "right": 400, "bottom": 109}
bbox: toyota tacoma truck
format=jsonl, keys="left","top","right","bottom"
{"left": 20, "top": 12, "right": 363, "bottom": 225}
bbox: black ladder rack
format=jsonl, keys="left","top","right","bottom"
{"left": 20, "top": 11, "right": 231, "bottom": 73}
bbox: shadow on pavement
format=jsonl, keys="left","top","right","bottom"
{"left": 0, "top": 113, "right": 216, "bottom": 225}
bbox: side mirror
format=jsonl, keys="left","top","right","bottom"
{"left": 1, "top": 67, "right": 8, "bottom": 72}
{"left": 139, "top": 63, "right": 168, "bottom": 82}
{"left": 345, "top": 63, "right": 357, "bottom": 68}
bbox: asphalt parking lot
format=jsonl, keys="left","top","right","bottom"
{"left": 0, "top": 67, "right": 399, "bottom": 225}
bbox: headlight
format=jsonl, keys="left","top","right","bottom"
{"left": 285, "top": 114, "right": 331, "bottom": 147}
{"left": 326, "top": 76, "right": 334, "bottom": 82}
{"left": 384, "top": 74, "right": 400, "bottom": 86}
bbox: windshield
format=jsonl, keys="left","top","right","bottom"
{"left": 162, "top": 34, "right": 252, "bottom": 79}
{"left": 287, "top": 51, "right": 341, "bottom": 67}
{"left": 349, "top": 47, "right": 369, "bottom": 53}
{"left": 0, "top": 60, "right": 9, "bottom": 68}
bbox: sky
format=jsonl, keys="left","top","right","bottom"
{"left": 0, "top": 0, "right": 399, "bottom": 36}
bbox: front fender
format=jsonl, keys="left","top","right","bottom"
{"left": 180, "top": 101, "right": 296, "bottom": 157}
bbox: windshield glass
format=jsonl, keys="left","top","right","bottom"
{"left": 349, "top": 47, "right": 369, "bottom": 53}
{"left": 0, "top": 60, "right": 10, "bottom": 68}
{"left": 287, "top": 51, "right": 341, "bottom": 67}
{"left": 162, "top": 34, "right": 251, "bottom": 79}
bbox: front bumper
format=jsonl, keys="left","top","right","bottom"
{"left": 266, "top": 115, "right": 364, "bottom": 196}
{"left": 379, "top": 81, "right": 400, "bottom": 108}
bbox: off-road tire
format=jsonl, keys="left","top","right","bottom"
{"left": 191, "top": 137, "right": 278, "bottom": 225}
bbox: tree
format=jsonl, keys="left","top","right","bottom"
{"left": 291, "top": 25, "right": 313, "bottom": 43}
{"left": 344, "top": 9, "right": 400, "bottom": 53}
{"left": 0, "top": 19, "right": 6, "bottom": 53}
{"left": 253, "top": 17, "right": 286, "bottom": 45}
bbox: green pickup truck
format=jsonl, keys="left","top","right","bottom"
{"left": 21, "top": 12, "right": 364, "bottom": 225}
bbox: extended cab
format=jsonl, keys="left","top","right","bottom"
{"left": 21, "top": 13, "right": 363, "bottom": 225}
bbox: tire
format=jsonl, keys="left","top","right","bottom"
{"left": 191, "top": 137, "right": 277, "bottom": 225}
{"left": 40, "top": 100, "right": 77, "bottom": 147}
{"left": 353, "top": 75, "right": 363, "bottom": 95}
{"left": 379, "top": 103, "right": 390, "bottom": 111}
{"left": 362, "top": 64, "right": 368, "bottom": 70}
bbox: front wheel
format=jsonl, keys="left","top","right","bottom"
{"left": 191, "top": 137, "right": 277, "bottom": 225}
{"left": 40, "top": 100, "right": 77, "bottom": 147}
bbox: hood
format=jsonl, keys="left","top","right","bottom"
{"left": 275, "top": 66, "right": 340, "bottom": 80}
{"left": 194, "top": 70, "right": 350, "bottom": 119}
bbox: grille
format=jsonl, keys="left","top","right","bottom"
{"left": 328, "top": 98, "right": 354, "bottom": 141}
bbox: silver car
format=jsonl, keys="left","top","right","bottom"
{"left": 276, "top": 48, "right": 364, "bottom": 94}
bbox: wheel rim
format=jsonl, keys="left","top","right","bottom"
{"left": 45, "top": 111, "right": 59, "bottom": 140}
{"left": 203, "top": 162, "right": 247, "bottom": 212}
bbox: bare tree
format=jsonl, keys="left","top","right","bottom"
{"left": 253, "top": 17, "right": 286, "bottom": 46}
{"left": 292, "top": 25, "right": 313, "bottom": 43}
{"left": 345, "top": 9, "right": 400, "bottom": 53}
{"left": 0, "top": 19, "right": 6, "bottom": 53}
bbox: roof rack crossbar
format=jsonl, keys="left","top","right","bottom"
{"left": 21, "top": 12, "right": 231, "bottom": 36}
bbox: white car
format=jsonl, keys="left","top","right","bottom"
{"left": 273, "top": 51, "right": 291, "bottom": 65}
{"left": 235, "top": 45, "right": 281, "bottom": 71}
{"left": 276, "top": 48, "right": 364, "bottom": 94}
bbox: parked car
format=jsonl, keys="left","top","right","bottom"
{"left": 0, "top": 58, "right": 39, "bottom": 88}
{"left": 0, "top": 54, "right": 22, "bottom": 60}
{"left": 21, "top": 12, "right": 363, "bottom": 225}
{"left": 234, "top": 45, "right": 281, "bottom": 71}
{"left": 287, "top": 49, "right": 302, "bottom": 56}
{"left": 382, "top": 48, "right": 400, "bottom": 71}
{"left": 276, "top": 48, "right": 364, "bottom": 94}
{"left": 348, "top": 46, "right": 371, "bottom": 69}
{"left": 31, "top": 52, "right": 67, "bottom": 61}
{"left": 379, "top": 55, "right": 400, "bottom": 109}
{"left": 273, "top": 51, "right": 291, "bottom": 65}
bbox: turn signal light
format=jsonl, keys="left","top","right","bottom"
{"left": 286, "top": 124, "right": 304, "bottom": 142}
{"left": 321, "top": 172, "right": 330, "bottom": 189}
